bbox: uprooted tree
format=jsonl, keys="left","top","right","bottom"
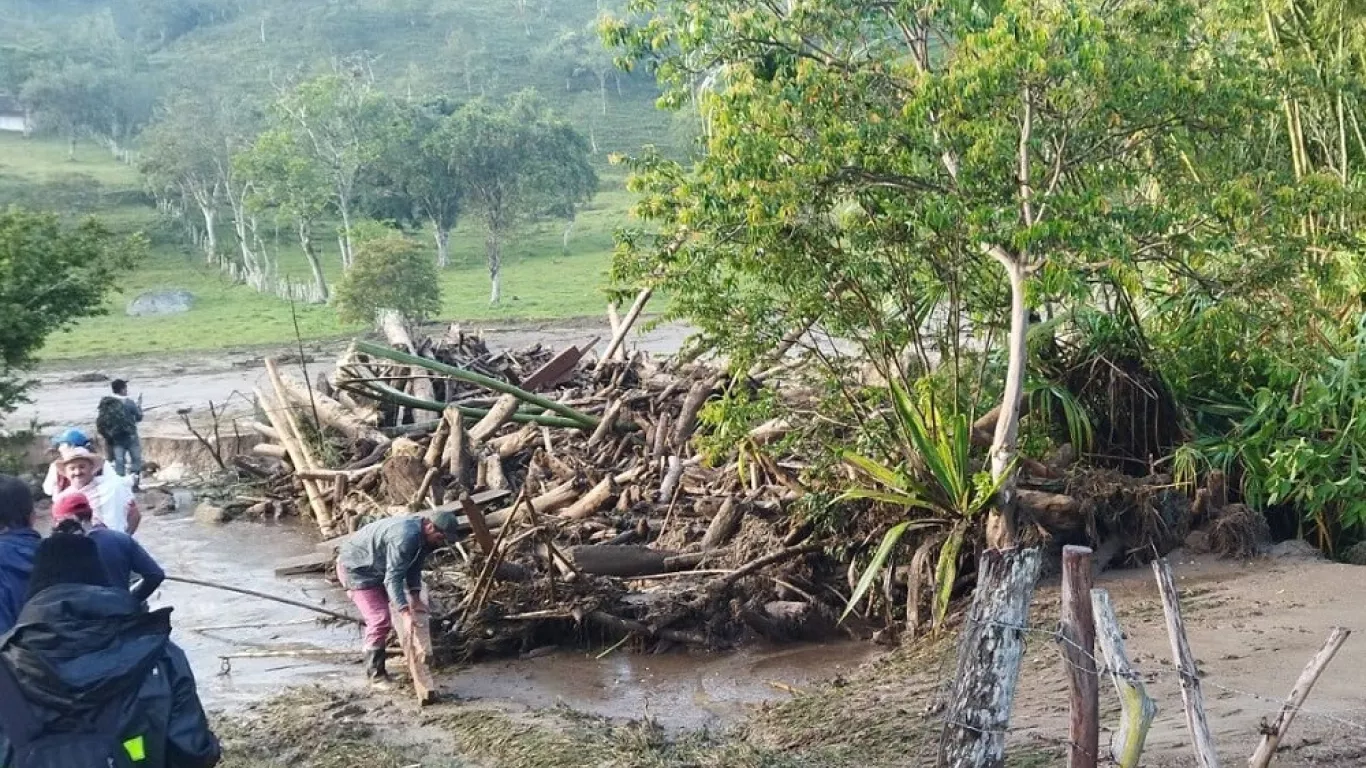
{"left": 608, "top": 0, "right": 1345, "bottom": 763}
{"left": 0, "top": 210, "right": 143, "bottom": 417}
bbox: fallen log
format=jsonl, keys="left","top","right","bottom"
{"left": 268, "top": 358, "right": 389, "bottom": 445}
{"left": 700, "top": 496, "right": 744, "bottom": 550}
{"left": 594, "top": 288, "right": 652, "bottom": 373}
{"left": 559, "top": 476, "right": 614, "bottom": 520}
{"left": 470, "top": 393, "right": 522, "bottom": 443}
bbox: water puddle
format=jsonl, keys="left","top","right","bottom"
{"left": 132, "top": 501, "right": 880, "bottom": 729}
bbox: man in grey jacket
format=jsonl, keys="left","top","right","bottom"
{"left": 336, "top": 511, "right": 463, "bottom": 683}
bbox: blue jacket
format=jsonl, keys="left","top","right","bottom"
{"left": 337, "top": 516, "right": 426, "bottom": 609}
{"left": 0, "top": 530, "right": 40, "bottom": 634}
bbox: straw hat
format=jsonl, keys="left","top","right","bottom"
{"left": 55, "top": 445, "right": 104, "bottom": 472}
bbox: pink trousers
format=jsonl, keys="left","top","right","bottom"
{"left": 336, "top": 562, "right": 392, "bottom": 651}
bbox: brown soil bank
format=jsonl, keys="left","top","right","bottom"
{"left": 212, "top": 549, "right": 1366, "bottom": 768}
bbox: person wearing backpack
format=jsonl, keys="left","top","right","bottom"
{"left": 98, "top": 380, "right": 144, "bottom": 490}
{"left": 0, "top": 532, "right": 220, "bottom": 768}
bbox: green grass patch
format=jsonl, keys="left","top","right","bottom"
{"left": 0, "top": 135, "right": 635, "bottom": 360}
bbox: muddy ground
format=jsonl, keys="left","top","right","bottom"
{"left": 207, "top": 542, "right": 1366, "bottom": 768}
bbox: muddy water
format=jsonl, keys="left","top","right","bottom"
{"left": 136, "top": 512, "right": 361, "bottom": 709}
{"left": 135, "top": 505, "right": 880, "bottom": 729}
{"left": 452, "top": 642, "right": 880, "bottom": 732}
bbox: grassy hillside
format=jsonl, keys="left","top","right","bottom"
{"left": 0, "top": 0, "right": 676, "bottom": 361}
{"left": 0, "top": 133, "right": 632, "bottom": 360}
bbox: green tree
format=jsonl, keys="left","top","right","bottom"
{"left": 607, "top": 0, "right": 1331, "bottom": 554}
{"left": 435, "top": 92, "right": 598, "bottom": 304}
{"left": 369, "top": 102, "right": 465, "bottom": 268}
{"left": 236, "top": 127, "right": 333, "bottom": 303}
{"left": 0, "top": 210, "right": 143, "bottom": 416}
{"left": 139, "top": 92, "right": 259, "bottom": 265}
{"left": 265, "top": 70, "right": 402, "bottom": 270}
{"left": 333, "top": 228, "right": 441, "bottom": 327}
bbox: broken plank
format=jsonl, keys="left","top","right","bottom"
{"left": 520, "top": 345, "right": 584, "bottom": 392}
{"left": 397, "top": 608, "right": 436, "bottom": 705}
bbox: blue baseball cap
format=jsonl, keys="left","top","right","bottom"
{"left": 51, "top": 428, "right": 92, "bottom": 448}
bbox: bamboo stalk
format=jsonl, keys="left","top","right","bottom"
{"left": 345, "top": 380, "right": 588, "bottom": 429}
{"left": 355, "top": 339, "right": 598, "bottom": 428}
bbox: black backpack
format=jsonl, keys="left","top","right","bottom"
{"left": 97, "top": 396, "right": 135, "bottom": 443}
{"left": 0, "top": 660, "right": 136, "bottom": 768}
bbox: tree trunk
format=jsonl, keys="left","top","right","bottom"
{"left": 67, "top": 135, "right": 76, "bottom": 160}
{"left": 938, "top": 547, "right": 1043, "bottom": 768}
{"left": 486, "top": 229, "right": 503, "bottom": 305}
{"left": 598, "top": 71, "right": 608, "bottom": 115}
{"left": 434, "top": 225, "right": 451, "bottom": 268}
{"left": 298, "top": 219, "right": 330, "bottom": 303}
{"left": 985, "top": 251, "right": 1029, "bottom": 549}
{"left": 337, "top": 197, "right": 354, "bottom": 270}
{"left": 199, "top": 204, "right": 218, "bottom": 264}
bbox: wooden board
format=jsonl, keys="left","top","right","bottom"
{"left": 520, "top": 346, "right": 584, "bottom": 392}
{"left": 396, "top": 608, "right": 436, "bottom": 705}
{"left": 273, "top": 552, "right": 334, "bottom": 577}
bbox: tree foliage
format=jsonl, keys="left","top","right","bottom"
{"left": 435, "top": 91, "right": 598, "bottom": 304}
{"left": 0, "top": 210, "right": 143, "bottom": 417}
{"left": 607, "top": 0, "right": 1344, "bottom": 545}
{"left": 333, "top": 227, "right": 441, "bottom": 326}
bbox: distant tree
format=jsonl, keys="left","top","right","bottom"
{"left": 369, "top": 102, "right": 464, "bottom": 268}
{"left": 435, "top": 92, "right": 597, "bottom": 304}
{"left": 20, "top": 62, "right": 154, "bottom": 160}
{"left": 20, "top": 63, "right": 105, "bottom": 158}
{"left": 265, "top": 70, "right": 402, "bottom": 269}
{"left": 0, "top": 210, "right": 143, "bottom": 417}
{"left": 140, "top": 92, "right": 260, "bottom": 266}
{"left": 543, "top": 19, "right": 620, "bottom": 116}
{"left": 333, "top": 228, "right": 441, "bottom": 327}
{"left": 236, "top": 128, "right": 333, "bottom": 303}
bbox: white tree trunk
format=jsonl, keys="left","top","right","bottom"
{"left": 337, "top": 197, "right": 354, "bottom": 269}
{"left": 986, "top": 249, "right": 1029, "bottom": 549}
{"left": 198, "top": 204, "right": 218, "bottom": 264}
{"left": 434, "top": 225, "right": 451, "bottom": 268}
{"left": 486, "top": 229, "right": 503, "bottom": 305}
{"left": 298, "top": 219, "right": 331, "bottom": 303}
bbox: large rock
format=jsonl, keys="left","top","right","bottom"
{"left": 1267, "top": 539, "right": 1324, "bottom": 561}
{"left": 126, "top": 290, "right": 194, "bottom": 317}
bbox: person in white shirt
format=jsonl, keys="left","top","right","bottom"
{"left": 51, "top": 446, "right": 140, "bottom": 536}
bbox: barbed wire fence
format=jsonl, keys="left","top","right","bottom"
{"left": 916, "top": 552, "right": 1363, "bottom": 768}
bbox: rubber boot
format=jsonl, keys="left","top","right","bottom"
{"left": 364, "top": 649, "right": 391, "bottom": 687}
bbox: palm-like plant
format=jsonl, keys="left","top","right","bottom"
{"left": 839, "top": 383, "right": 1012, "bottom": 635}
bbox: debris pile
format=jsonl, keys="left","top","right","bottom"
{"left": 237, "top": 318, "right": 1218, "bottom": 663}
{"left": 242, "top": 322, "right": 840, "bottom": 661}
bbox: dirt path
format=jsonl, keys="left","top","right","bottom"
{"left": 12, "top": 319, "right": 692, "bottom": 431}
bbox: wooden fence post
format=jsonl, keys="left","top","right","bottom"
{"left": 937, "top": 547, "right": 1043, "bottom": 768}
{"left": 1153, "top": 558, "right": 1220, "bottom": 768}
{"left": 1248, "top": 627, "right": 1350, "bottom": 768}
{"left": 1091, "top": 588, "right": 1157, "bottom": 768}
{"left": 1061, "top": 546, "right": 1099, "bottom": 768}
